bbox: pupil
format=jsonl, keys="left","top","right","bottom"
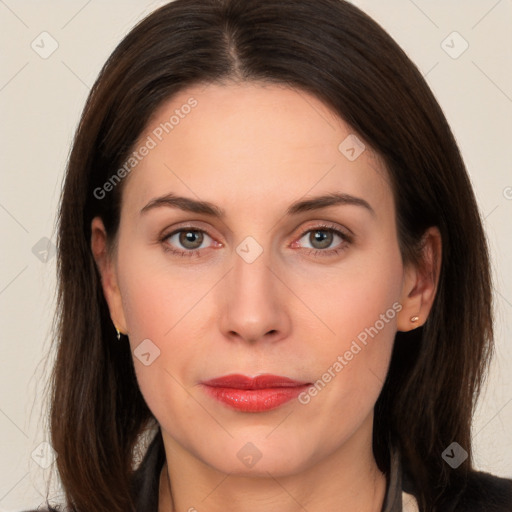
{"left": 180, "top": 230, "right": 203, "bottom": 249}
{"left": 312, "top": 230, "right": 332, "bottom": 249}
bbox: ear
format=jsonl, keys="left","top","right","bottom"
{"left": 397, "top": 227, "right": 442, "bottom": 332}
{"left": 90, "top": 216, "right": 128, "bottom": 334}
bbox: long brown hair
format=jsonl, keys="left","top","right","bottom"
{"left": 47, "top": 0, "right": 493, "bottom": 510}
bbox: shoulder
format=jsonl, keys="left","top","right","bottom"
{"left": 453, "top": 469, "right": 512, "bottom": 511}
{"left": 403, "top": 465, "right": 512, "bottom": 511}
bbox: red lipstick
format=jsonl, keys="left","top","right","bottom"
{"left": 201, "top": 374, "right": 310, "bottom": 412}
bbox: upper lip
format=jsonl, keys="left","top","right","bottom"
{"left": 202, "top": 374, "right": 310, "bottom": 389}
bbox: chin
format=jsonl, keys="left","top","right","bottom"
{"left": 196, "top": 433, "right": 320, "bottom": 478}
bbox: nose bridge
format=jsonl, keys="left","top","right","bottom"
{"left": 218, "top": 237, "right": 290, "bottom": 343}
{"left": 233, "top": 245, "right": 273, "bottom": 302}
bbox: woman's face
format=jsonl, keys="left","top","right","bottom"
{"left": 94, "top": 82, "right": 423, "bottom": 476}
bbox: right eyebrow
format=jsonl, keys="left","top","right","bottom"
{"left": 140, "top": 193, "right": 226, "bottom": 218}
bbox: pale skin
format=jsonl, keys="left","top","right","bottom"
{"left": 91, "top": 82, "right": 441, "bottom": 512}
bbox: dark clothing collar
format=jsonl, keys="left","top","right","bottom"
{"left": 132, "top": 429, "right": 411, "bottom": 512}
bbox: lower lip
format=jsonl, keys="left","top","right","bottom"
{"left": 201, "top": 385, "right": 309, "bottom": 412}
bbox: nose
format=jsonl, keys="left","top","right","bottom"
{"left": 218, "top": 247, "right": 291, "bottom": 345}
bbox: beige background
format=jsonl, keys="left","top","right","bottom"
{"left": 1, "top": 0, "right": 511, "bottom": 510}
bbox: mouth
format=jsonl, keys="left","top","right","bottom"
{"left": 200, "top": 374, "right": 312, "bottom": 412}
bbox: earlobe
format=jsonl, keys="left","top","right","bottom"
{"left": 90, "top": 216, "right": 128, "bottom": 334}
{"left": 397, "top": 227, "right": 442, "bottom": 332}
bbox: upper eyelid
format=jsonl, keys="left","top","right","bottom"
{"left": 161, "top": 221, "right": 348, "bottom": 236}
{"left": 298, "top": 222, "right": 351, "bottom": 236}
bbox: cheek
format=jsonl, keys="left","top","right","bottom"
{"left": 116, "top": 234, "right": 206, "bottom": 342}
{"left": 116, "top": 248, "right": 178, "bottom": 384}
{"left": 299, "top": 244, "right": 403, "bottom": 345}
{"left": 294, "top": 244, "right": 403, "bottom": 407}
{"left": 116, "top": 248, "right": 221, "bottom": 417}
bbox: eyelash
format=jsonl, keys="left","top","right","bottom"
{"left": 159, "top": 223, "right": 353, "bottom": 259}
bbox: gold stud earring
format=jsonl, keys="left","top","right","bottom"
{"left": 115, "top": 325, "right": 124, "bottom": 341}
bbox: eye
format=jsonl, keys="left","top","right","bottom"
{"left": 293, "top": 224, "right": 352, "bottom": 257}
{"left": 161, "top": 228, "right": 216, "bottom": 257}
{"left": 159, "top": 223, "right": 352, "bottom": 259}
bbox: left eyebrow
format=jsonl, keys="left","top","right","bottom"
{"left": 285, "top": 192, "right": 375, "bottom": 217}
{"left": 139, "top": 191, "right": 375, "bottom": 218}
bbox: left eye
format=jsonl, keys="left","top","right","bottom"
{"left": 296, "top": 228, "right": 347, "bottom": 251}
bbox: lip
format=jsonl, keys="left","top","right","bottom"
{"left": 201, "top": 374, "right": 311, "bottom": 412}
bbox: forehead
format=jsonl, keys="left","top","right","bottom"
{"left": 122, "top": 82, "right": 392, "bottom": 219}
